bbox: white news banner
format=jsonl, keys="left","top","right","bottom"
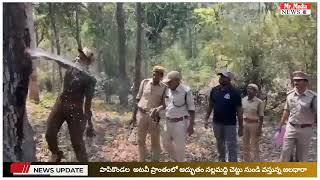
{"left": 14, "top": 165, "right": 88, "bottom": 176}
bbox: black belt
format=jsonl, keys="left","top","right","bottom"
{"left": 167, "top": 116, "right": 189, "bottom": 122}
{"left": 289, "top": 122, "right": 312, "bottom": 128}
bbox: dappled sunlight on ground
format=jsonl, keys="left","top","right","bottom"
{"left": 26, "top": 97, "right": 317, "bottom": 162}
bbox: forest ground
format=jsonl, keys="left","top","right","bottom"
{"left": 26, "top": 95, "right": 317, "bottom": 162}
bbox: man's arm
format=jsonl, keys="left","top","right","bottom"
{"left": 258, "top": 101, "right": 265, "bottom": 134}
{"left": 186, "top": 90, "right": 196, "bottom": 135}
{"left": 279, "top": 110, "right": 290, "bottom": 128}
{"left": 236, "top": 106, "right": 244, "bottom": 128}
{"left": 136, "top": 79, "right": 146, "bottom": 102}
{"left": 205, "top": 90, "right": 213, "bottom": 121}
{"left": 278, "top": 98, "right": 290, "bottom": 129}
{"left": 84, "top": 76, "right": 97, "bottom": 127}
{"left": 235, "top": 91, "right": 243, "bottom": 136}
{"left": 189, "top": 110, "right": 195, "bottom": 127}
{"left": 155, "top": 87, "right": 168, "bottom": 112}
{"left": 312, "top": 96, "right": 317, "bottom": 124}
{"left": 131, "top": 80, "right": 146, "bottom": 124}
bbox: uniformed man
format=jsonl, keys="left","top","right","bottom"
{"left": 135, "top": 66, "right": 167, "bottom": 162}
{"left": 279, "top": 71, "right": 317, "bottom": 162}
{"left": 45, "top": 47, "right": 97, "bottom": 162}
{"left": 204, "top": 70, "right": 243, "bottom": 162}
{"left": 162, "top": 71, "right": 195, "bottom": 162}
{"left": 242, "top": 83, "right": 264, "bottom": 162}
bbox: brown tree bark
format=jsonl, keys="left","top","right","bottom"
{"left": 132, "top": 3, "right": 144, "bottom": 121}
{"left": 134, "top": 3, "right": 143, "bottom": 100}
{"left": 3, "top": 3, "right": 36, "bottom": 162}
{"left": 116, "top": 3, "right": 129, "bottom": 105}
{"left": 75, "top": 4, "right": 82, "bottom": 50}
{"left": 26, "top": 3, "right": 40, "bottom": 104}
{"left": 116, "top": 3, "right": 127, "bottom": 79}
{"left": 49, "top": 3, "right": 63, "bottom": 90}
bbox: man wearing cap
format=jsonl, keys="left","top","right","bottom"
{"left": 204, "top": 70, "right": 243, "bottom": 162}
{"left": 242, "top": 84, "right": 264, "bottom": 162}
{"left": 278, "top": 71, "right": 317, "bottom": 162}
{"left": 162, "top": 71, "right": 195, "bottom": 162}
{"left": 45, "top": 47, "right": 97, "bottom": 162}
{"left": 135, "top": 65, "right": 167, "bottom": 162}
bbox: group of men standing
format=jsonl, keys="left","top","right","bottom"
{"left": 134, "top": 67, "right": 317, "bottom": 162}
{"left": 134, "top": 67, "right": 195, "bottom": 162}
{"left": 43, "top": 48, "right": 316, "bottom": 162}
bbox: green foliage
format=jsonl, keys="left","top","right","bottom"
{"left": 37, "top": 67, "right": 51, "bottom": 91}
{"left": 34, "top": 2, "right": 317, "bottom": 95}
{"left": 39, "top": 92, "right": 57, "bottom": 108}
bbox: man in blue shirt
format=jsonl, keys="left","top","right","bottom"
{"left": 204, "top": 70, "right": 243, "bottom": 162}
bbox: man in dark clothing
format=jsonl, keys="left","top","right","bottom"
{"left": 45, "top": 47, "right": 97, "bottom": 162}
{"left": 204, "top": 70, "right": 243, "bottom": 162}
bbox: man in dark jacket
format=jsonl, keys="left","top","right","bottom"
{"left": 45, "top": 47, "right": 97, "bottom": 162}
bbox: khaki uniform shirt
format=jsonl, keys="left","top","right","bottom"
{"left": 284, "top": 89, "right": 317, "bottom": 124}
{"left": 136, "top": 78, "right": 167, "bottom": 111}
{"left": 165, "top": 84, "right": 195, "bottom": 118}
{"left": 242, "top": 96, "right": 264, "bottom": 120}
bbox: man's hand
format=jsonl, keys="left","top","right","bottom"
{"left": 85, "top": 110, "right": 92, "bottom": 119}
{"left": 238, "top": 126, "right": 243, "bottom": 137}
{"left": 187, "top": 125, "right": 194, "bottom": 136}
{"left": 150, "top": 108, "right": 156, "bottom": 118}
{"left": 85, "top": 110, "right": 95, "bottom": 137}
{"left": 86, "top": 124, "right": 96, "bottom": 137}
{"left": 150, "top": 107, "right": 161, "bottom": 119}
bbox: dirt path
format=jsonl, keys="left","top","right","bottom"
{"left": 27, "top": 100, "right": 317, "bottom": 162}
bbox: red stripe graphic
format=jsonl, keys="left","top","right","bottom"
{"left": 26, "top": 163, "right": 31, "bottom": 173}
{"left": 10, "top": 162, "right": 32, "bottom": 173}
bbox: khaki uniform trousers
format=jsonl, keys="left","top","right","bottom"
{"left": 162, "top": 118, "right": 188, "bottom": 162}
{"left": 243, "top": 122, "right": 260, "bottom": 162}
{"left": 137, "top": 110, "right": 161, "bottom": 162}
{"left": 280, "top": 123, "right": 313, "bottom": 162}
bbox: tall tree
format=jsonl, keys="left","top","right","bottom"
{"left": 26, "top": 3, "right": 40, "bottom": 104}
{"left": 116, "top": 2, "right": 129, "bottom": 105}
{"left": 48, "top": 3, "right": 63, "bottom": 90}
{"left": 3, "top": 3, "right": 36, "bottom": 162}
{"left": 134, "top": 3, "right": 144, "bottom": 98}
{"left": 116, "top": 3, "right": 127, "bottom": 79}
{"left": 75, "top": 5, "right": 82, "bottom": 49}
{"left": 132, "top": 3, "right": 144, "bottom": 121}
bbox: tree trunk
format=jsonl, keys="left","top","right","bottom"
{"left": 75, "top": 4, "right": 82, "bottom": 49}
{"left": 3, "top": 3, "right": 36, "bottom": 162}
{"left": 134, "top": 3, "right": 143, "bottom": 99}
{"left": 132, "top": 3, "right": 144, "bottom": 120}
{"left": 186, "top": 4, "right": 193, "bottom": 59}
{"left": 49, "top": 3, "right": 63, "bottom": 90}
{"left": 116, "top": 3, "right": 127, "bottom": 79}
{"left": 26, "top": 3, "right": 40, "bottom": 104}
{"left": 116, "top": 3, "right": 129, "bottom": 105}
{"left": 50, "top": 30, "right": 56, "bottom": 92}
